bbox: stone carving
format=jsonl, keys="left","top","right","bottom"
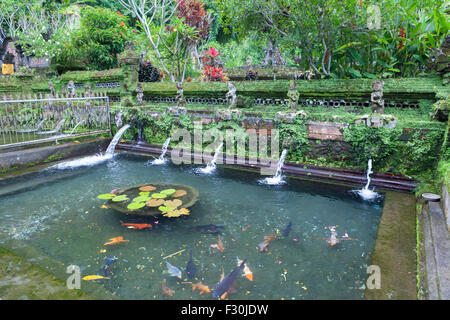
{"left": 216, "top": 108, "right": 241, "bottom": 121}
{"left": 272, "top": 45, "right": 286, "bottom": 67}
{"left": 225, "top": 82, "right": 237, "bottom": 109}
{"left": 176, "top": 82, "right": 186, "bottom": 108}
{"left": 115, "top": 110, "right": 124, "bottom": 129}
{"left": 371, "top": 80, "right": 385, "bottom": 114}
{"left": 136, "top": 82, "right": 144, "bottom": 106}
{"left": 275, "top": 110, "right": 307, "bottom": 123}
{"left": 48, "top": 81, "right": 55, "bottom": 97}
{"left": 293, "top": 69, "right": 314, "bottom": 80}
{"left": 354, "top": 114, "right": 397, "bottom": 128}
{"left": 67, "top": 80, "right": 76, "bottom": 98}
{"left": 246, "top": 56, "right": 253, "bottom": 67}
{"left": 287, "top": 80, "right": 299, "bottom": 111}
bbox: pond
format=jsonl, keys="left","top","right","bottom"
{"left": 0, "top": 153, "right": 384, "bottom": 300}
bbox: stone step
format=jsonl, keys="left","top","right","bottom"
{"left": 425, "top": 201, "right": 450, "bottom": 299}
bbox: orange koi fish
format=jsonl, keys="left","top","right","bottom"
{"left": 191, "top": 282, "right": 211, "bottom": 295}
{"left": 120, "top": 221, "right": 152, "bottom": 230}
{"left": 210, "top": 235, "right": 225, "bottom": 252}
{"left": 237, "top": 257, "right": 253, "bottom": 281}
{"left": 104, "top": 236, "right": 129, "bottom": 246}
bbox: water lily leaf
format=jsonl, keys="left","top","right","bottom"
{"left": 160, "top": 189, "right": 176, "bottom": 195}
{"left": 163, "top": 210, "right": 181, "bottom": 218}
{"left": 158, "top": 206, "right": 176, "bottom": 213}
{"left": 152, "top": 193, "right": 167, "bottom": 199}
{"left": 172, "top": 190, "right": 187, "bottom": 197}
{"left": 177, "top": 208, "right": 190, "bottom": 215}
{"left": 112, "top": 195, "right": 129, "bottom": 202}
{"left": 164, "top": 199, "right": 182, "bottom": 208}
{"left": 97, "top": 193, "right": 116, "bottom": 200}
{"left": 127, "top": 202, "right": 146, "bottom": 210}
{"left": 139, "top": 191, "right": 150, "bottom": 197}
{"left": 139, "top": 186, "right": 156, "bottom": 192}
{"left": 146, "top": 199, "right": 165, "bottom": 207}
{"left": 132, "top": 195, "right": 150, "bottom": 203}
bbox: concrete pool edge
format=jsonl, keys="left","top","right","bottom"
{"left": 364, "top": 191, "right": 417, "bottom": 300}
{"left": 0, "top": 137, "right": 111, "bottom": 179}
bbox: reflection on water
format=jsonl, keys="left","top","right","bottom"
{"left": 0, "top": 153, "right": 383, "bottom": 300}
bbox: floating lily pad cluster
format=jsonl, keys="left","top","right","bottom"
{"left": 97, "top": 183, "right": 199, "bottom": 217}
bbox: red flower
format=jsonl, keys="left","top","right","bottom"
{"left": 205, "top": 47, "right": 220, "bottom": 58}
{"left": 120, "top": 21, "right": 125, "bottom": 27}
{"left": 133, "top": 29, "right": 137, "bottom": 33}
{"left": 398, "top": 27, "right": 406, "bottom": 50}
{"left": 120, "top": 32, "right": 124, "bottom": 36}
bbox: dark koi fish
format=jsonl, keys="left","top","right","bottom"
{"left": 212, "top": 259, "right": 246, "bottom": 300}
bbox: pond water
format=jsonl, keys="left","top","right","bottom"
{"left": 0, "top": 153, "right": 384, "bottom": 300}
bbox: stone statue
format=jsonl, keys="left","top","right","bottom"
{"left": 176, "top": 82, "right": 186, "bottom": 108}
{"left": 225, "top": 82, "right": 237, "bottom": 109}
{"left": 136, "top": 82, "right": 144, "bottom": 106}
{"left": 67, "top": 80, "right": 75, "bottom": 98}
{"left": 115, "top": 110, "right": 124, "bottom": 129}
{"left": 287, "top": 80, "right": 299, "bottom": 111}
{"left": 246, "top": 55, "right": 253, "bottom": 68}
{"left": 371, "top": 80, "right": 385, "bottom": 114}
{"left": 272, "top": 45, "right": 286, "bottom": 67}
{"left": 48, "top": 80, "right": 55, "bottom": 97}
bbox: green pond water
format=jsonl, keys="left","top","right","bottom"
{"left": 0, "top": 153, "right": 383, "bottom": 300}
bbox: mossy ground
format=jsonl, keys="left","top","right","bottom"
{"left": 0, "top": 246, "right": 92, "bottom": 300}
{"left": 365, "top": 191, "right": 417, "bottom": 300}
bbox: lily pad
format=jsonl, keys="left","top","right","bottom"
{"left": 160, "top": 189, "right": 176, "bottom": 195}
{"left": 106, "top": 183, "right": 199, "bottom": 217}
{"left": 112, "top": 195, "right": 129, "bottom": 202}
{"left": 158, "top": 206, "right": 177, "bottom": 213}
{"left": 139, "top": 186, "right": 156, "bottom": 192}
{"left": 151, "top": 193, "right": 167, "bottom": 199}
{"left": 127, "top": 202, "right": 146, "bottom": 210}
{"left": 132, "top": 195, "right": 151, "bottom": 203}
{"left": 146, "top": 199, "right": 165, "bottom": 207}
{"left": 172, "top": 190, "right": 187, "bottom": 197}
{"left": 164, "top": 199, "right": 182, "bottom": 208}
{"left": 163, "top": 210, "right": 182, "bottom": 218}
{"left": 177, "top": 208, "right": 190, "bottom": 215}
{"left": 97, "top": 193, "right": 116, "bottom": 200}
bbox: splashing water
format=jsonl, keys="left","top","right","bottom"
{"left": 197, "top": 143, "right": 223, "bottom": 174}
{"left": 150, "top": 137, "right": 171, "bottom": 165}
{"left": 52, "top": 124, "right": 130, "bottom": 169}
{"left": 260, "top": 149, "right": 288, "bottom": 185}
{"left": 354, "top": 159, "right": 379, "bottom": 201}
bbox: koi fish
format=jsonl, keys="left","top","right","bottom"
{"left": 212, "top": 259, "right": 246, "bottom": 300}
{"left": 164, "top": 261, "right": 182, "bottom": 279}
{"left": 281, "top": 221, "right": 292, "bottom": 237}
{"left": 258, "top": 234, "right": 278, "bottom": 252}
{"left": 120, "top": 221, "right": 152, "bottom": 230}
{"left": 236, "top": 257, "right": 253, "bottom": 281}
{"left": 162, "top": 279, "right": 173, "bottom": 296}
{"left": 210, "top": 235, "right": 225, "bottom": 252}
{"left": 194, "top": 224, "right": 224, "bottom": 234}
{"left": 82, "top": 275, "right": 110, "bottom": 281}
{"left": 242, "top": 225, "right": 251, "bottom": 232}
{"left": 102, "top": 255, "right": 118, "bottom": 276}
{"left": 104, "top": 236, "right": 129, "bottom": 246}
{"left": 327, "top": 229, "right": 340, "bottom": 247}
{"left": 258, "top": 240, "right": 270, "bottom": 252}
{"left": 191, "top": 282, "right": 211, "bottom": 295}
{"left": 186, "top": 249, "right": 198, "bottom": 280}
